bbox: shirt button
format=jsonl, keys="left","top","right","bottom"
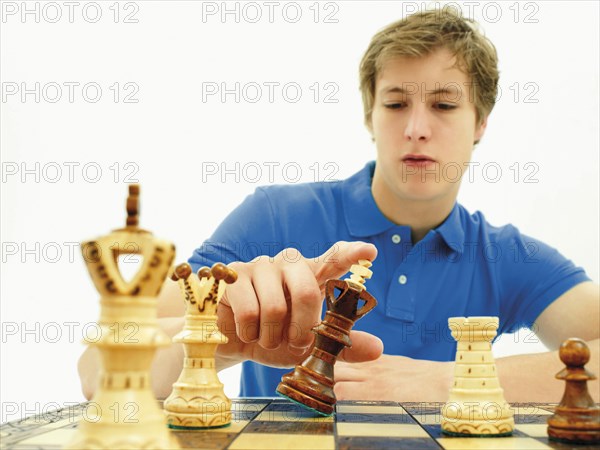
{"left": 398, "top": 275, "right": 408, "bottom": 285}
{"left": 391, "top": 234, "right": 401, "bottom": 244}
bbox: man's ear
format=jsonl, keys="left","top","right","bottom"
{"left": 475, "top": 115, "right": 488, "bottom": 142}
{"left": 366, "top": 116, "right": 374, "bottom": 142}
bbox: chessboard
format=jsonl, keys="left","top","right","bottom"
{"left": 2, "top": 398, "right": 598, "bottom": 450}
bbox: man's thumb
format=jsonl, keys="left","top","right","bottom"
{"left": 339, "top": 331, "right": 383, "bottom": 363}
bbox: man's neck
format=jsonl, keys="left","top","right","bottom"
{"left": 372, "top": 186, "right": 457, "bottom": 244}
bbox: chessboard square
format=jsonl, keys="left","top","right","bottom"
{"left": 437, "top": 436, "right": 552, "bottom": 449}
{"left": 254, "top": 411, "right": 333, "bottom": 422}
{"left": 337, "top": 400, "right": 401, "bottom": 407}
{"left": 17, "top": 428, "right": 76, "bottom": 446}
{"left": 228, "top": 432, "right": 334, "bottom": 450}
{"left": 231, "top": 403, "right": 268, "bottom": 422}
{"left": 263, "top": 402, "right": 320, "bottom": 414}
{"left": 336, "top": 413, "right": 416, "bottom": 424}
{"left": 43, "top": 417, "right": 78, "bottom": 431}
{"left": 0, "top": 417, "right": 78, "bottom": 447}
{"left": 8, "top": 443, "right": 57, "bottom": 450}
{"left": 511, "top": 404, "right": 553, "bottom": 416}
{"left": 174, "top": 431, "right": 239, "bottom": 449}
{"left": 243, "top": 420, "right": 334, "bottom": 434}
{"left": 516, "top": 424, "right": 549, "bottom": 437}
{"left": 412, "top": 413, "right": 442, "bottom": 425}
{"left": 337, "top": 436, "right": 441, "bottom": 450}
{"left": 213, "top": 420, "right": 249, "bottom": 433}
{"left": 336, "top": 423, "right": 430, "bottom": 438}
{"left": 9, "top": 446, "right": 62, "bottom": 450}
{"left": 232, "top": 410, "right": 264, "bottom": 422}
{"left": 421, "top": 424, "right": 444, "bottom": 439}
{"left": 232, "top": 402, "right": 269, "bottom": 417}
{"left": 514, "top": 414, "right": 553, "bottom": 424}
{"left": 336, "top": 404, "right": 407, "bottom": 414}
{"left": 233, "top": 398, "right": 273, "bottom": 403}
{"left": 532, "top": 404, "right": 557, "bottom": 412}
{"left": 401, "top": 402, "right": 445, "bottom": 415}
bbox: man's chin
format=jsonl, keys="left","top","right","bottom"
{"left": 394, "top": 186, "right": 456, "bottom": 204}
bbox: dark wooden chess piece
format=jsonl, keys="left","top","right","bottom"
{"left": 276, "top": 260, "right": 377, "bottom": 416}
{"left": 547, "top": 338, "right": 600, "bottom": 444}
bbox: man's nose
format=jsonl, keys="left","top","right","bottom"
{"left": 404, "top": 106, "right": 432, "bottom": 142}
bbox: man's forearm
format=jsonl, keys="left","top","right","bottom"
{"left": 495, "top": 338, "right": 600, "bottom": 403}
{"left": 78, "top": 317, "right": 186, "bottom": 400}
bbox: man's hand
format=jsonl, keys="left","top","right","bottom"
{"left": 333, "top": 354, "right": 453, "bottom": 402}
{"left": 215, "top": 241, "right": 383, "bottom": 369}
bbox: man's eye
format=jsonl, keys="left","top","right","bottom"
{"left": 384, "top": 103, "right": 404, "bottom": 110}
{"left": 435, "top": 103, "right": 457, "bottom": 110}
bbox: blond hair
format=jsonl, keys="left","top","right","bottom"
{"left": 359, "top": 9, "right": 499, "bottom": 128}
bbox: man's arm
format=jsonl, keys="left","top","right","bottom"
{"left": 78, "top": 315, "right": 185, "bottom": 400}
{"left": 496, "top": 281, "right": 600, "bottom": 402}
{"left": 495, "top": 338, "right": 599, "bottom": 402}
{"left": 334, "top": 282, "right": 600, "bottom": 403}
{"left": 78, "top": 242, "right": 384, "bottom": 400}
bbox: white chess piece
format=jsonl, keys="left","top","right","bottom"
{"left": 441, "top": 316, "right": 514, "bottom": 436}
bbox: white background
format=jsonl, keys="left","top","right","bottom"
{"left": 1, "top": 0, "right": 598, "bottom": 422}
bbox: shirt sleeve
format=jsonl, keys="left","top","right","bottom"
{"left": 496, "top": 226, "right": 591, "bottom": 334}
{"left": 187, "top": 187, "right": 279, "bottom": 271}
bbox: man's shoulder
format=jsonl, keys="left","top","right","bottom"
{"left": 255, "top": 179, "right": 343, "bottom": 207}
{"left": 458, "top": 205, "right": 521, "bottom": 240}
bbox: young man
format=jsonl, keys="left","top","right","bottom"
{"left": 80, "top": 9, "right": 599, "bottom": 402}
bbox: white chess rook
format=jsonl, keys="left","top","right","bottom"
{"left": 441, "top": 316, "right": 514, "bottom": 436}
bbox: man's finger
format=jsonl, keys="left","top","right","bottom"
{"left": 334, "top": 361, "right": 365, "bottom": 382}
{"left": 252, "top": 264, "right": 288, "bottom": 350}
{"left": 308, "top": 241, "right": 378, "bottom": 286}
{"left": 224, "top": 272, "right": 260, "bottom": 343}
{"left": 334, "top": 381, "right": 365, "bottom": 401}
{"left": 338, "top": 330, "right": 383, "bottom": 363}
{"left": 282, "top": 261, "right": 323, "bottom": 351}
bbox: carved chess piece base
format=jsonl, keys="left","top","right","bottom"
{"left": 67, "top": 388, "right": 179, "bottom": 449}
{"left": 167, "top": 409, "right": 232, "bottom": 430}
{"left": 163, "top": 338, "right": 232, "bottom": 429}
{"left": 276, "top": 361, "right": 336, "bottom": 416}
{"left": 164, "top": 358, "right": 232, "bottom": 429}
{"left": 548, "top": 406, "right": 600, "bottom": 444}
{"left": 441, "top": 406, "right": 514, "bottom": 437}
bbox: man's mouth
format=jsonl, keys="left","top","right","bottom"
{"left": 402, "top": 154, "right": 436, "bottom": 167}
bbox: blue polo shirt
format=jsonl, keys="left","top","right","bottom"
{"left": 189, "top": 161, "right": 589, "bottom": 397}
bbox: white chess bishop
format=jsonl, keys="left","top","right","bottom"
{"left": 65, "top": 185, "right": 179, "bottom": 450}
{"left": 163, "top": 262, "right": 237, "bottom": 429}
{"left": 441, "top": 316, "right": 514, "bottom": 436}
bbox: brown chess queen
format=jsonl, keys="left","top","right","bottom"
{"left": 276, "top": 261, "right": 377, "bottom": 416}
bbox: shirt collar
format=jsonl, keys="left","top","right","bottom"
{"left": 342, "top": 161, "right": 465, "bottom": 253}
{"left": 342, "top": 161, "right": 396, "bottom": 237}
{"left": 432, "top": 203, "right": 465, "bottom": 254}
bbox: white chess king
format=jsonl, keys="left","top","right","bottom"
{"left": 65, "top": 185, "right": 179, "bottom": 450}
